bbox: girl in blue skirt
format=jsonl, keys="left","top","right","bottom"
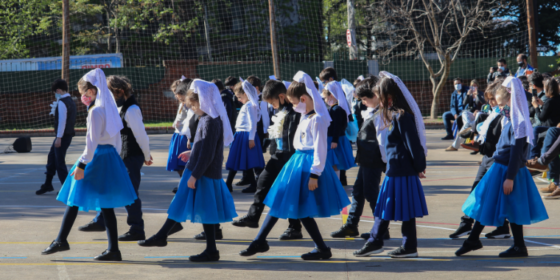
{"left": 239, "top": 71, "right": 350, "bottom": 261}
{"left": 456, "top": 77, "right": 548, "bottom": 258}
{"left": 322, "top": 81, "right": 356, "bottom": 177}
{"left": 138, "top": 79, "right": 236, "bottom": 262}
{"left": 42, "top": 69, "right": 137, "bottom": 261}
{"left": 224, "top": 81, "right": 266, "bottom": 191}
{"left": 353, "top": 71, "right": 428, "bottom": 258}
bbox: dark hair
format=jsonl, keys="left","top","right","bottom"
{"left": 52, "top": 79, "right": 68, "bottom": 93}
{"left": 246, "top": 75, "right": 262, "bottom": 91}
{"left": 224, "top": 76, "right": 238, "bottom": 87}
{"left": 518, "top": 75, "right": 530, "bottom": 91}
{"left": 529, "top": 72, "right": 544, "bottom": 88}
{"left": 319, "top": 67, "right": 338, "bottom": 81}
{"left": 355, "top": 76, "right": 378, "bottom": 99}
{"left": 287, "top": 81, "right": 311, "bottom": 99}
{"left": 519, "top": 54, "right": 528, "bottom": 61}
{"left": 453, "top": 77, "right": 461, "bottom": 83}
{"left": 262, "top": 80, "right": 287, "bottom": 101}
{"left": 170, "top": 77, "right": 193, "bottom": 94}
{"left": 544, "top": 78, "right": 559, "bottom": 98}
{"left": 377, "top": 77, "right": 414, "bottom": 125}
{"left": 107, "top": 75, "right": 132, "bottom": 96}
{"left": 498, "top": 58, "right": 507, "bottom": 64}
{"left": 212, "top": 79, "right": 225, "bottom": 91}
{"left": 175, "top": 79, "right": 194, "bottom": 97}
{"left": 313, "top": 81, "right": 319, "bottom": 90}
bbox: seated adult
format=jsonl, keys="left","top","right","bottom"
{"left": 530, "top": 78, "right": 560, "bottom": 159}
{"left": 515, "top": 54, "right": 534, "bottom": 78}
{"left": 528, "top": 72, "right": 547, "bottom": 126}
{"left": 446, "top": 79, "right": 485, "bottom": 151}
{"left": 527, "top": 123, "right": 560, "bottom": 199}
{"left": 442, "top": 78, "right": 469, "bottom": 140}
{"left": 487, "top": 58, "right": 510, "bottom": 84}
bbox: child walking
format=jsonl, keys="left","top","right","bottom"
{"left": 456, "top": 77, "right": 548, "bottom": 258}
{"left": 42, "top": 69, "right": 137, "bottom": 261}
{"left": 239, "top": 71, "right": 350, "bottom": 260}
{"left": 353, "top": 71, "right": 428, "bottom": 258}
{"left": 138, "top": 79, "right": 236, "bottom": 262}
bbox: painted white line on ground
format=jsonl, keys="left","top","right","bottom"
{"left": 0, "top": 168, "right": 41, "bottom": 182}
{"left": 56, "top": 262, "right": 71, "bottom": 280}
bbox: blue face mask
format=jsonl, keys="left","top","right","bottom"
{"left": 499, "top": 66, "right": 506, "bottom": 71}
{"left": 55, "top": 93, "right": 62, "bottom": 100}
{"left": 501, "top": 105, "right": 510, "bottom": 118}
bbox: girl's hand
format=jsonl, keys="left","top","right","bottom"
{"left": 308, "top": 177, "right": 318, "bottom": 191}
{"left": 503, "top": 179, "right": 514, "bottom": 195}
{"left": 187, "top": 176, "right": 197, "bottom": 189}
{"left": 72, "top": 168, "right": 84, "bottom": 180}
{"left": 178, "top": 151, "right": 191, "bottom": 162}
{"left": 145, "top": 155, "right": 153, "bottom": 166}
{"left": 187, "top": 140, "right": 191, "bottom": 149}
{"left": 331, "top": 142, "right": 338, "bottom": 149}
{"left": 249, "top": 140, "right": 255, "bottom": 149}
{"left": 419, "top": 171, "right": 426, "bottom": 179}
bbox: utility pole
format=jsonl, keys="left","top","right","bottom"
{"left": 347, "top": 0, "right": 357, "bottom": 60}
{"left": 526, "top": 0, "right": 538, "bottom": 69}
{"left": 203, "top": 4, "right": 213, "bottom": 62}
{"left": 269, "top": 0, "right": 280, "bottom": 79}
{"left": 62, "top": 0, "right": 70, "bottom": 82}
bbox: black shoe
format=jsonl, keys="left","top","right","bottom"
{"left": 239, "top": 241, "right": 270, "bottom": 256}
{"left": 42, "top": 240, "right": 70, "bottom": 255}
{"left": 168, "top": 223, "right": 183, "bottom": 236}
{"left": 78, "top": 221, "right": 106, "bottom": 232}
{"left": 279, "top": 228, "right": 303, "bottom": 240}
{"left": 189, "top": 250, "right": 220, "bottom": 262}
{"left": 194, "top": 228, "right": 223, "bottom": 240}
{"left": 455, "top": 239, "right": 483, "bottom": 256}
{"left": 360, "top": 230, "right": 390, "bottom": 240}
{"left": 172, "top": 187, "right": 178, "bottom": 194}
{"left": 301, "top": 247, "right": 332, "bottom": 260}
{"left": 388, "top": 246, "right": 418, "bottom": 258}
{"left": 460, "top": 130, "right": 474, "bottom": 139}
{"left": 449, "top": 223, "right": 472, "bottom": 239}
{"left": 499, "top": 245, "right": 528, "bottom": 258}
{"left": 331, "top": 224, "right": 359, "bottom": 238}
{"left": 470, "top": 151, "right": 479, "bottom": 155}
{"left": 232, "top": 215, "right": 259, "bottom": 228}
{"left": 353, "top": 242, "right": 383, "bottom": 257}
{"left": 485, "top": 227, "right": 511, "bottom": 239}
{"left": 137, "top": 235, "right": 167, "bottom": 247}
{"left": 441, "top": 135, "right": 454, "bottom": 140}
{"left": 94, "top": 250, "right": 122, "bottom": 261}
{"left": 235, "top": 179, "right": 251, "bottom": 186}
{"left": 118, "top": 231, "right": 146, "bottom": 241}
{"left": 36, "top": 184, "right": 54, "bottom": 195}
{"left": 241, "top": 184, "right": 257, "bottom": 193}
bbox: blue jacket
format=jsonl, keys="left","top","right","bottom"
{"left": 385, "top": 112, "right": 427, "bottom": 177}
{"left": 450, "top": 87, "right": 469, "bottom": 116}
{"left": 515, "top": 65, "right": 534, "bottom": 77}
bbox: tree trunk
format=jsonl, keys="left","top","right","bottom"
{"left": 106, "top": 8, "right": 111, "bottom": 53}
{"left": 430, "top": 53, "right": 453, "bottom": 119}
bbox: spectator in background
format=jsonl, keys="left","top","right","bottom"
{"left": 212, "top": 79, "right": 235, "bottom": 133}
{"left": 487, "top": 58, "right": 510, "bottom": 83}
{"left": 446, "top": 80, "right": 485, "bottom": 152}
{"left": 530, "top": 78, "right": 560, "bottom": 159}
{"left": 442, "top": 78, "right": 469, "bottom": 140}
{"left": 225, "top": 76, "right": 242, "bottom": 109}
{"left": 518, "top": 75, "right": 533, "bottom": 104}
{"left": 529, "top": 72, "right": 546, "bottom": 126}
{"left": 515, "top": 54, "right": 534, "bottom": 78}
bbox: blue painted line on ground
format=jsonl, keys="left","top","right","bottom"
{"left": 0, "top": 257, "right": 27, "bottom": 259}
{"left": 256, "top": 256, "right": 301, "bottom": 258}
{"left": 144, "top": 256, "right": 190, "bottom": 259}
{"left": 474, "top": 260, "right": 524, "bottom": 263}
{"left": 538, "top": 261, "right": 560, "bottom": 264}
{"left": 62, "top": 257, "right": 93, "bottom": 259}
{"left": 525, "top": 235, "right": 560, "bottom": 238}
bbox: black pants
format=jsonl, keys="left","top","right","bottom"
{"left": 46, "top": 135, "right": 73, "bottom": 184}
{"left": 347, "top": 166, "right": 383, "bottom": 227}
{"left": 368, "top": 217, "right": 417, "bottom": 250}
{"left": 94, "top": 155, "right": 145, "bottom": 234}
{"left": 247, "top": 153, "right": 301, "bottom": 230}
{"left": 461, "top": 155, "right": 494, "bottom": 225}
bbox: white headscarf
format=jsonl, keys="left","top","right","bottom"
{"left": 189, "top": 79, "right": 234, "bottom": 146}
{"left": 180, "top": 75, "right": 187, "bottom": 82}
{"left": 503, "top": 76, "right": 533, "bottom": 144}
{"left": 293, "top": 71, "right": 332, "bottom": 126}
{"left": 316, "top": 77, "right": 324, "bottom": 92}
{"left": 83, "top": 68, "right": 123, "bottom": 137}
{"left": 242, "top": 80, "right": 261, "bottom": 119}
{"left": 326, "top": 81, "right": 352, "bottom": 122}
{"left": 340, "top": 79, "right": 356, "bottom": 112}
{"left": 283, "top": 81, "right": 291, "bottom": 89}
{"left": 239, "top": 77, "right": 244, "bottom": 83}
{"left": 379, "top": 71, "right": 427, "bottom": 156}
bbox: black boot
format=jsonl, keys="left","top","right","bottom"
{"left": 331, "top": 224, "right": 359, "bottom": 238}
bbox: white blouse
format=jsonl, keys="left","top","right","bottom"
{"left": 294, "top": 112, "right": 328, "bottom": 176}
{"left": 55, "top": 93, "right": 71, "bottom": 138}
{"left": 173, "top": 104, "right": 189, "bottom": 133}
{"left": 121, "top": 105, "right": 151, "bottom": 161}
{"left": 179, "top": 109, "right": 197, "bottom": 140}
{"left": 79, "top": 106, "right": 122, "bottom": 164}
{"left": 235, "top": 102, "right": 258, "bottom": 140}
{"left": 259, "top": 100, "right": 270, "bottom": 134}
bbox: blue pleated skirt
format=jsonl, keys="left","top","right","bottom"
{"left": 374, "top": 176, "right": 429, "bottom": 221}
{"left": 264, "top": 150, "right": 351, "bottom": 219}
{"left": 167, "top": 169, "right": 238, "bottom": 224}
{"left": 462, "top": 163, "right": 549, "bottom": 227}
{"left": 57, "top": 145, "right": 137, "bottom": 212}
{"left": 346, "top": 116, "right": 359, "bottom": 142}
{"left": 327, "top": 136, "right": 356, "bottom": 170}
{"left": 166, "top": 133, "right": 189, "bottom": 172}
{"left": 226, "top": 131, "right": 265, "bottom": 171}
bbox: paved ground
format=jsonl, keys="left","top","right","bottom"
{"left": 0, "top": 130, "right": 559, "bottom": 280}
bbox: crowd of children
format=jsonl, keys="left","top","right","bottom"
{"left": 36, "top": 66, "right": 550, "bottom": 261}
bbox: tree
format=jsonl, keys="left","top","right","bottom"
{"left": 369, "top": 0, "right": 505, "bottom": 119}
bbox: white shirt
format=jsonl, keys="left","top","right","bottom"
{"left": 363, "top": 107, "right": 389, "bottom": 163}
{"left": 235, "top": 102, "right": 258, "bottom": 140}
{"left": 294, "top": 112, "right": 328, "bottom": 176}
{"left": 179, "top": 109, "right": 196, "bottom": 140}
{"left": 121, "top": 104, "right": 151, "bottom": 161}
{"left": 259, "top": 100, "right": 270, "bottom": 133}
{"left": 79, "top": 106, "right": 122, "bottom": 164}
{"left": 173, "top": 104, "right": 189, "bottom": 133}
{"left": 56, "top": 93, "right": 71, "bottom": 138}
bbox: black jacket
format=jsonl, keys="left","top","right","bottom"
{"left": 354, "top": 101, "right": 367, "bottom": 129}
{"left": 462, "top": 90, "right": 485, "bottom": 113}
{"left": 535, "top": 95, "right": 560, "bottom": 127}
{"left": 268, "top": 104, "right": 301, "bottom": 157}
{"left": 480, "top": 115, "right": 504, "bottom": 157}
{"left": 355, "top": 114, "right": 386, "bottom": 169}
{"left": 220, "top": 89, "right": 235, "bottom": 131}
{"left": 120, "top": 95, "right": 144, "bottom": 159}
{"left": 327, "top": 104, "right": 348, "bottom": 143}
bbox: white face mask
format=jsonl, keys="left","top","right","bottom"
{"left": 293, "top": 101, "right": 307, "bottom": 114}
{"left": 455, "top": 84, "right": 462, "bottom": 91}
{"left": 327, "top": 99, "right": 336, "bottom": 106}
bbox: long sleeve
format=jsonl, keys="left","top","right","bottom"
{"left": 329, "top": 107, "right": 348, "bottom": 143}
{"left": 374, "top": 114, "right": 389, "bottom": 163}
{"left": 247, "top": 105, "right": 258, "bottom": 140}
{"left": 506, "top": 137, "right": 528, "bottom": 180}
{"left": 189, "top": 119, "right": 219, "bottom": 180}
{"left": 56, "top": 101, "right": 67, "bottom": 138}
{"left": 79, "top": 108, "right": 104, "bottom": 165}
{"left": 173, "top": 104, "right": 188, "bottom": 132}
{"left": 398, "top": 113, "right": 427, "bottom": 173}
{"left": 125, "top": 106, "right": 151, "bottom": 161}
{"left": 259, "top": 101, "right": 270, "bottom": 133}
{"left": 310, "top": 117, "right": 328, "bottom": 177}
{"left": 450, "top": 93, "right": 457, "bottom": 116}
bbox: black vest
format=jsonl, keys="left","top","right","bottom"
{"left": 120, "top": 95, "right": 144, "bottom": 159}
{"left": 480, "top": 115, "right": 504, "bottom": 157}
{"left": 355, "top": 114, "right": 386, "bottom": 169}
{"left": 54, "top": 96, "right": 77, "bottom": 137}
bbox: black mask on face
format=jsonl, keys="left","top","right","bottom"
{"left": 518, "top": 61, "right": 525, "bottom": 67}
{"left": 115, "top": 95, "right": 125, "bottom": 107}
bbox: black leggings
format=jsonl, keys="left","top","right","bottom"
{"left": 468, "top": 221, "right": 525, "bottom": 247}
{"left": 56, "top": 206, "right": 119, "bottom": 251}
{"left": 255, "top": 214, "right": 328, "bottom": 250}
{"left": 154, "top": 218, "right": 218, "bottom": 253}
{"left": 226, "top": 169, "right": 256, "bottom": 186}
